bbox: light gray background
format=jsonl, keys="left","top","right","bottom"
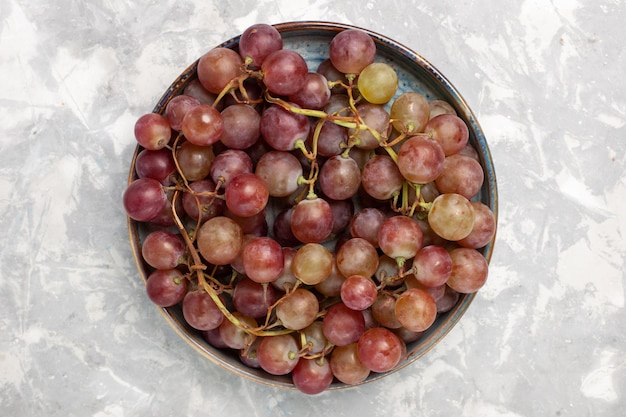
{"left": 1, "top": 0, "right": 624, "bottom": 416}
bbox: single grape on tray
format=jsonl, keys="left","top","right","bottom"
{"left": 124, "top": 21, "right": 497, "bottom": 395}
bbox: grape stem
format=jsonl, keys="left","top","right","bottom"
{"left": 211, "top": 73, "right": 262, "bottom": 108}
{"left": 298, "top": 334, "right": 335, "bottom": 360}
{"left": 168, "top": 189, "right": 293, "bottom": 337}
{"left": 264, "top": 91, "right": 400, "bottom": 164}
{"left": 294, "top": 152, "right": 320, "bottom": 200}
{"left": 392, "top": 181, "right": 433, "bottom": 216}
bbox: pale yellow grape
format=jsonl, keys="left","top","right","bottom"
{"left": 357, "top": 62, "right": 398, "bottom": 104}
{"left": 428, "top": 193, "right": 475, "bottom": 241}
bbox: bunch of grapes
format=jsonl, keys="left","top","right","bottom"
{"left": 123, "top": 23, "right": 496, "bottom": 395}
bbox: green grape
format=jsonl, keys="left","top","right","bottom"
{"left": 428, "top": 193, "right": 475, "bottom": 241}
{"left": 357, "top": 62, "right": 398, "bottom": 104}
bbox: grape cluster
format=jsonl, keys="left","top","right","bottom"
{"left": 123, "top": 23, "right": 496, "bottom": 395}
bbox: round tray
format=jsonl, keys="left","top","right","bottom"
{"left": 127, "top": 21, "right": 498, "bottom": 390}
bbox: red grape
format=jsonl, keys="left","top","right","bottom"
{"left": 290, "top": 197, "right": 334, "bottom": 244}
{"left": 183, "top": 78, "right": 219, "bottom": 106}
{"left": 210, "top": 149, "right": 253, "bottom": 186}
{"left": 361, "top": 155, "right": 404, "bottom": 201}
{"left": 255, "top": 150, "right": 303, "bottom": 197}
{"left": 181, "top": 104, "right": 224, "bottom": 147}
{"left": 437, "top": 285, "right": 461, "bottom": 313}
{"left": 349, "top": 103, "right": 389, "bottom": 150}
{"left": 447, "top": 247, "right": 489, "bottom": 293}
{"left": 197, "top": 47, "right": 244, "bottom": 94}
{"left": 393, "top": 326, "right": 424, "bottom": 344}
{"left": 145, "top": 269, "right": 188, "bottom": 307}
{"left": 457, "top": 201, "right": 496, "bottom": 249}
{"left": 336, "top": 237, "right": 379, "bottom": 278}
{"left": 233, "top": 277, "right": 278, "bottom": 319}
{"left": 458, "top": 143, "right": 480, "bottom": 160}
{"left": 224, "top": 173, "right": 269, "bottom": 218}
{"left": 329, "top": 29, "right": 376, "bottom": 74}
{"left": 435, "top": 154, "right": 484, "bottom": 199}
{"left": 219, "top": 104, "right": 261, "bottom": 150}
{"left": 340, "top": 274, "right": 378, "bottom": 310}
{"left": 272, "top": 208, "right": 300, "bottom": 247}
{"left": 377, "top": 215, "right": 424, "bottom": 260}
{"left": 225, "top": 208, "right": 267, "bottom": 236}
{"left": 322, "top": 303, "right": 365, "bottom": 346}
{"left": 260, "top": 103, "right": 310, "bottom": 151}
{"left": 314, "top": 256, "right": 346, "bottom": 297}
{"left": 238, "top": 23, "right": 283, "bottom": 68}
{"left": 317, "top": 58, "right": 349, "bottom": 93}
{"left": 239, "top": 337, "right": 262, "bottom": 369}
{"left": 330, "top": 343, "right": 370, "bottom": 385}
{"left": 241, "top": 236, "right": 284, "bottom": 283}
{"left": 374, "top": 254, "right": 409, "bottom": 287}
{"left": 134, "top": 112, "right": 171, "bottom": 150}
{"left": 123, "top": 177, "right": 167, "bottom": 222}
{"left": 300, "top": 321, "right": 329, "bottom": 355}
{"left": 147, "top": 189, "right": 182, "bottom": 228}
{"left": 349, "top": 207, "right": 387, "bottom": 247}
{"left": 182, "top": 290, "right": 224, "bottom": 331}
{"left": 275, "top": 288, "right": 319, "bottom": 330}
{"left": 219, "top": 312, "right": 256, "bottom": 349}
{"left": 357, "top": 327, "right": 404, "bottom": 373}
{"left": 288, "top": 72, "right": 331, "bottom": 110}
{"left": 257, "top": 334, "right": 299, "bottom": 375}
{"left": 328, "top": 197, "right": 354, "bottom": 234}
{"left": 411, "top": 245, "right": 452, "bottom": 288}
{"left": 175, "top": 141, "right": 215, "bottom": 181}
{"left": 371, "top": 292, "right": 402, "bottom": 329}
{"left": 429, "top": 99, "right": 456, "bottom": 119}
{"left": 318, "top": 155, "right": 361, "bottom": 201}
{"left": 181, "top": 179, "right": 225, "bottom": 223}
{"left": 202, "top": 327, "right": 228, "bottom": 349}
{"left": 394, "top": 288, "right": 437, "bottom": 332}
{"left": 405, "top": 276, "right": 446, "bottom": 302}
{"left": 165, "top": 94, "right": 200, "bottom": 131}
{"left": 292, "top": 357, "right": 334, "bottom": 395}
{"left": 230, "top": 234, "right": 256, "bottom": 275}
{"left": 135, "top": 148, "right": 177, "bottom": 185}
{"left": 141, "top": 230, "right": 185, "bottom": 270}
{"left": 425, "top": 114, "right": 469, "bottom": 156}
{"left": 196, "top": 216, "right": 243, "bottom": 265}
{"left": 272, "top": 247, "right": 298, "bottom": 292}
{"left": 261, "top": 49, "right": 308, "bottom": 96}
{"left": 397, "top": 136, "right": 445, "bottom": 184}
{"left": 314, "top": 119, "right": 349, "bottom": 157}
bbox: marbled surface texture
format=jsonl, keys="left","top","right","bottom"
{"left": 1, "top": 0, "right": 624, "bottom": 416}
